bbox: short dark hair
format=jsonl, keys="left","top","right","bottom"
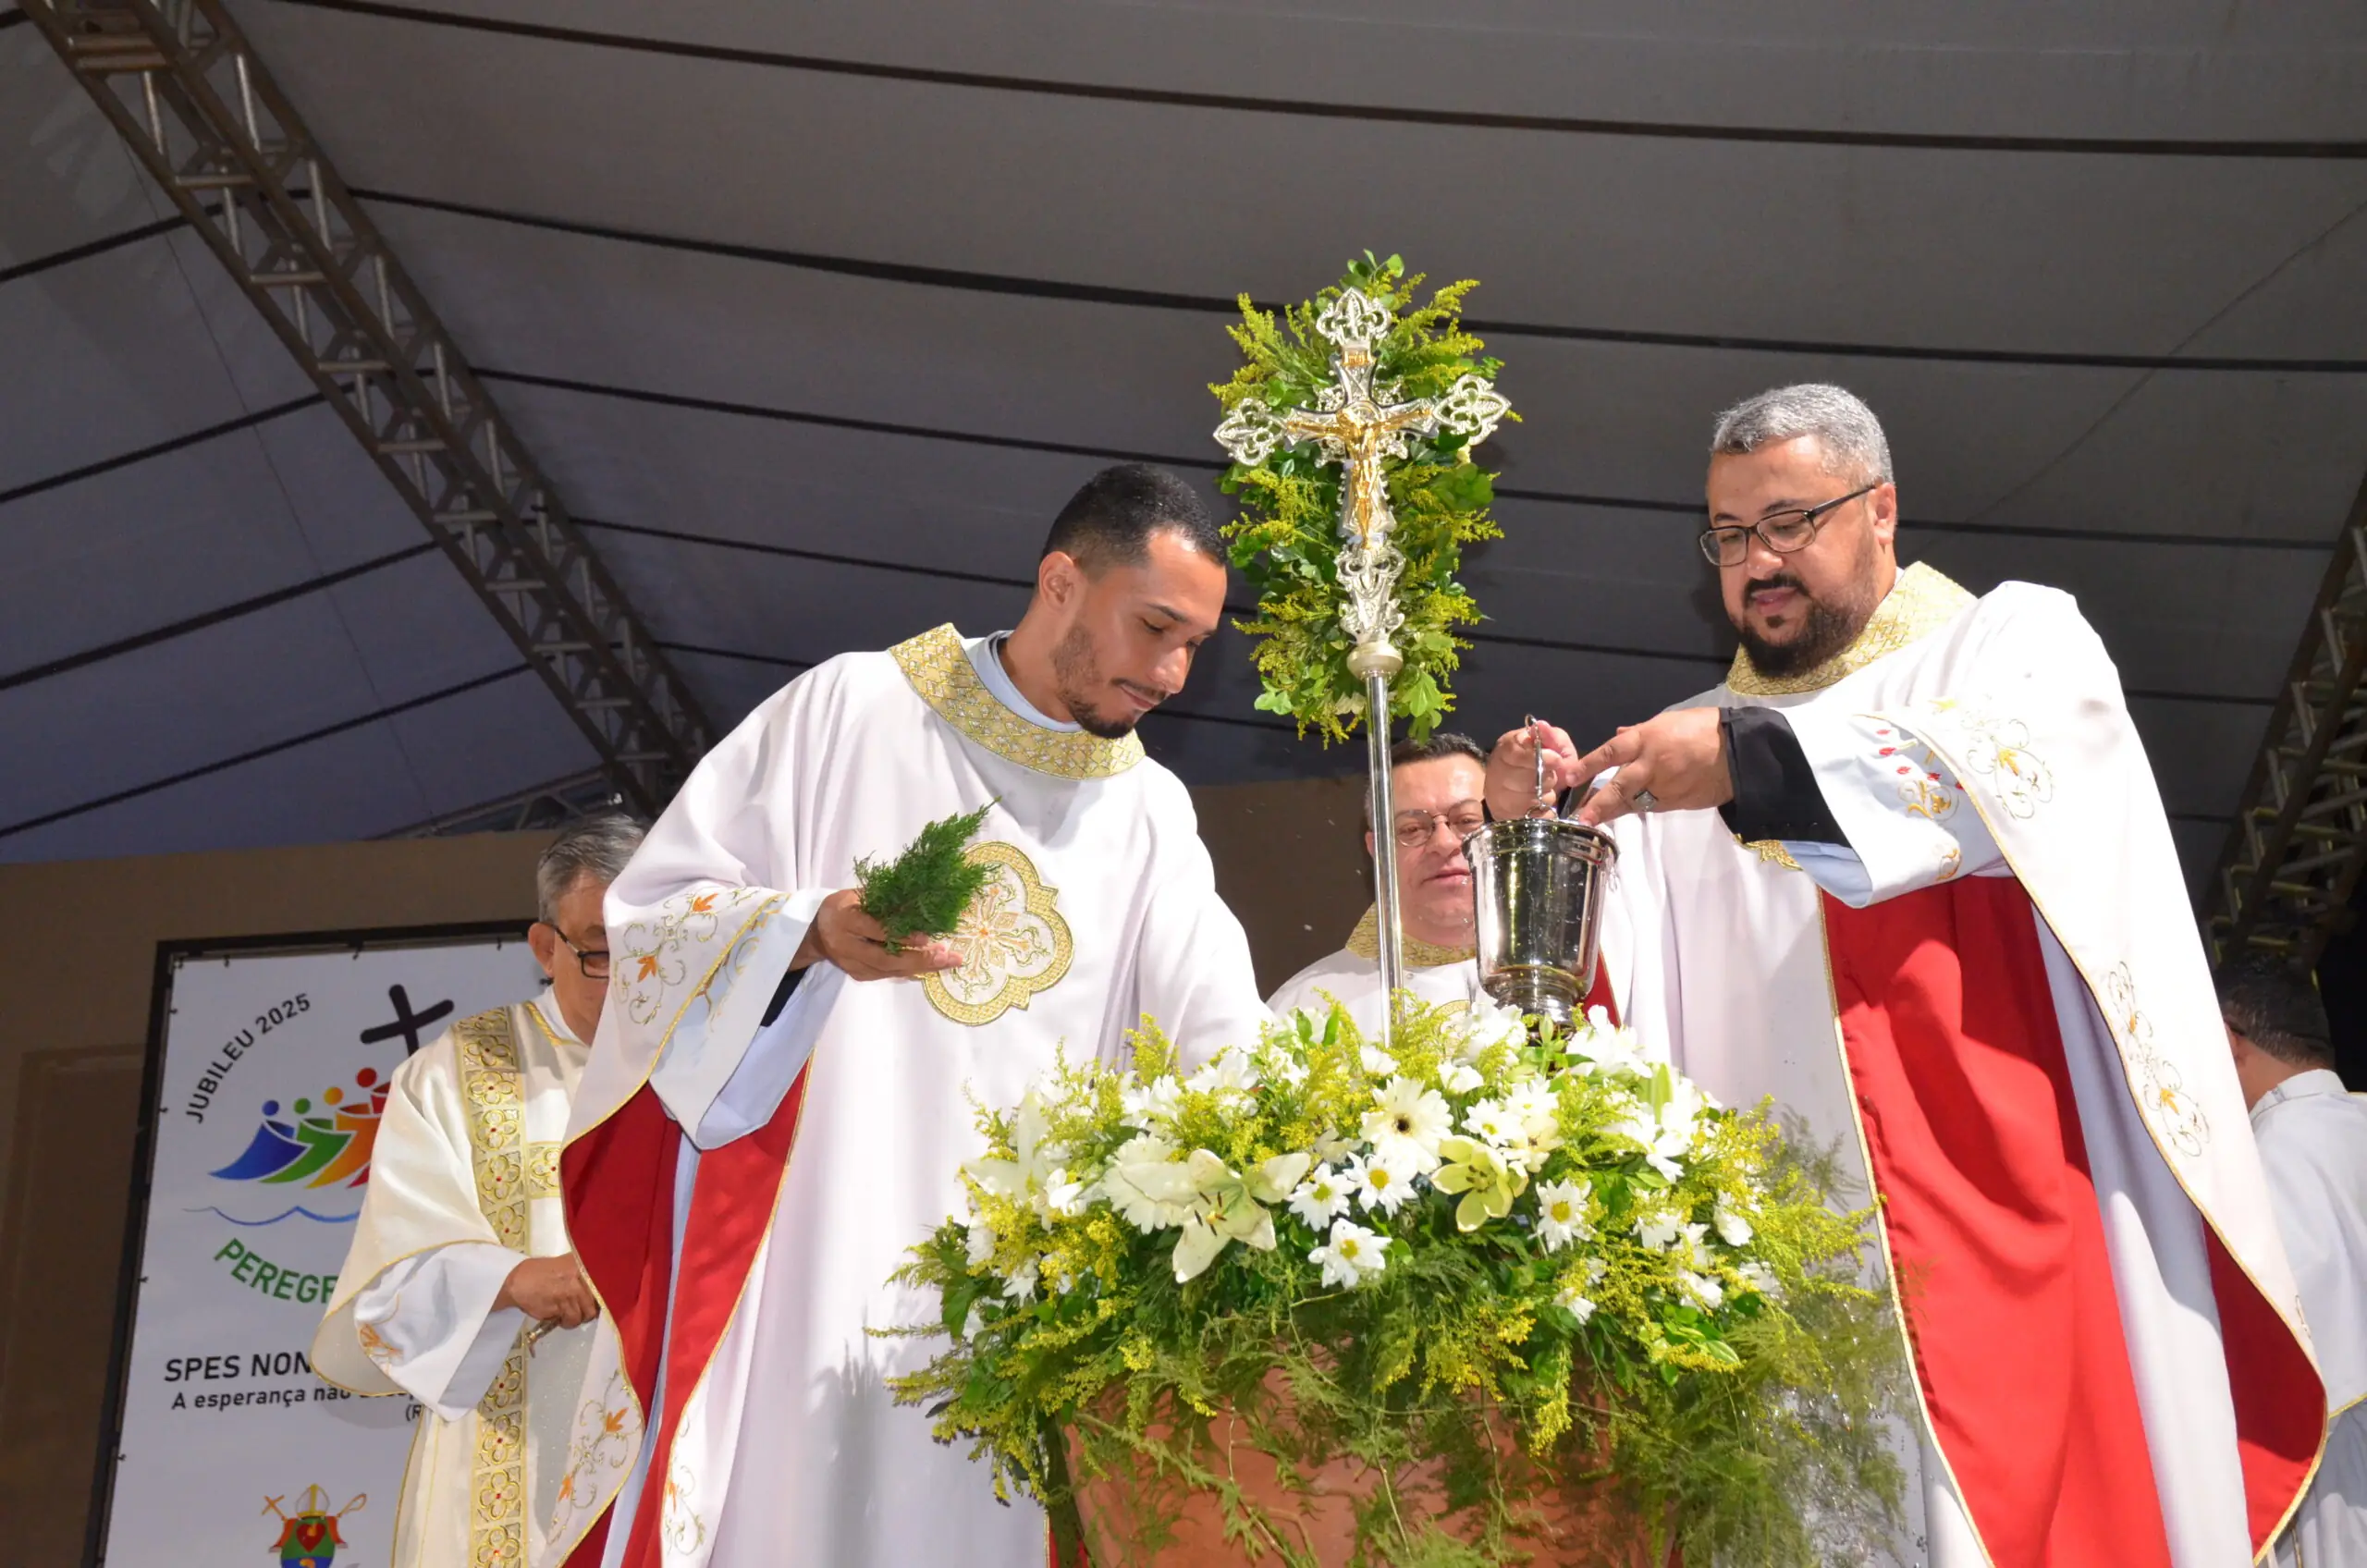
{"left": 1042, "top": 464, "right": 1223, "bottom": 572}
{"left": 1364, "top": 732, "right": 1489, "bottom": 828}
{"left": 2216, "top": 953, "right": 2335, "bottom": 1069}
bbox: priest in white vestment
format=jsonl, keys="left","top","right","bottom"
{"left": 1268, "top": 733, "right": 1491, "bottom": 1031}
{"left": 550, "top": 465, "right": 1270, "bottom": 1568}
{"left": 314, "top": 815, "right": 644, "bottom": 1568}
{"left": 1490, "top": 385, "right": 2323, "bottom": 1567}
{"left": 2221, "top": 955, "right": 2367, "bottom": 1565}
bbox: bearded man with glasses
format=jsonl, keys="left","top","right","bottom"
{"left": 1269, "top": 733, "right": 1492, "bottom": 1034}
{"left": 1485, "top": 384, "right": 2320, "bottom": 1567}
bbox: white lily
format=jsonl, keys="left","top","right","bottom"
{"left": 963, "top": 1090, "right": 1077, "bottom": 1219}
{"left": 1186, "top": 1049, "right": 1263, "bottom": 1098}
{"left": 1360, "top": 1044, "right": 1400, "bottom": 1075}
{"left": 1101, "top": 1134, "right": 1192, "bottom": 1232}
{"left": 1003, "top": 1259, "right": 1039, "bottom": 1302}
{"left": 1438, "top": 1059, "right": 1484, "bottom": 1095}
{"left": 964, "top": 1219, "right": 997, "bottom": 1268}
{"left": 1678, "top": 1269, "right": 1724, "bottom": 1311}
{"left": 1635, "top": 1211, "right": 1681, "bottom": 1252}
{"left": 1121, "top": 1075, "right": 1184, "bottom": 1130}
{"left": 1460, "top": 996, "right": 1528, "bottom": 1057}
{"left": 1161, "top": 1149, "right": 1311, "bottom": 1282}
{"left": 1309, "top": 1219, "right": 1390, "bottom": 1290}
{"left": 1713, "top": 1203, "right": 1754, "bottom": 1248}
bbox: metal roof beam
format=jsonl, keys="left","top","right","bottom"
{"left": 2207, "top": 465, "right": 2367, "bottom": 969}
{"left": 20, "top": 0, "right": 710, "bottom": 817}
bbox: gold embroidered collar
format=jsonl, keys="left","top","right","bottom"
{"left": 1724, "top": 561, "right": 1974, "bottom": 696}
{"left": 890, "top": 624, "right": 1144, "bottom": 781}
{"left": 1343, "top": 905, "right": 1477, "bottom": 968}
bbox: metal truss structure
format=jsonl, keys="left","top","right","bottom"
{"left": 23, "top": 0, "right": 709, "bottom": 818}
{"left": 2207, "top": 470, "right": 2367, "bottom": 970}
{"left": 385, "top": 768, "right": 625, "bottom": 839}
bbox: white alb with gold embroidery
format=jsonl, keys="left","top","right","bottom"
{"left": 312, "top": 988, "right": 593, "bottom": 1568}
{"left": 558, "top": 625, "right": 1269, "bottom": 1568}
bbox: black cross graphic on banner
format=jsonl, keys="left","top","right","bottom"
{"left": 359, "top": 984, "right": 456, "bottom": 1056}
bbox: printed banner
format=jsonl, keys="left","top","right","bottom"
{"left": 99, "top": 931, "right": 540, "bottom": 1568}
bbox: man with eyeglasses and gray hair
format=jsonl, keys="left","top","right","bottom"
{"left": 1485, "top": 384, "right": 2321, "bottom": 1565}
{"left": 313, "top": 813, "right": 644, "bottom": 1568}
{"left": 1268, "top": 733, "right": 1493, "bottom": 1035}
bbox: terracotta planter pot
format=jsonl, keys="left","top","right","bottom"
{"left": 1058, "top": 1377, "right": 1671, "bottom": 1568}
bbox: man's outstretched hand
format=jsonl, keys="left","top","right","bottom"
{"left": 1566, "top": 708, "right": 1733, "bottom": 826}
{"left": 793, "top": 888, "right": 962, "bottom": 982}
{"left": 497, "top": 1253, "right": 599, "bottom": 1328}
{"left": 1489, "top": 711, "right": 1734, "bottom": 827}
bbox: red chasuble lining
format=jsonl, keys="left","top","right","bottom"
{"left": 559, "top": 1068, "right": 812, "bottom": 1568}
{"left": 1823, "top": 881, "right": 2172, "bottom": 1568}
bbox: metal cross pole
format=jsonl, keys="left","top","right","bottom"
{"left": 1216, "top": 289, "right": 1509, "bottom": 1048}
{"left": 20, "top": 0, "right": 709, "bottom": 817}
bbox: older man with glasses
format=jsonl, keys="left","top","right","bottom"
{"left": 1485, "top": 383, "right": 2321, "bottom": 1567}
{"left": 1269, "top": 733, "right": 1492, "bottom": 1035}
{"left": 313, "top": 813, "right": 644, "bottom": 1568}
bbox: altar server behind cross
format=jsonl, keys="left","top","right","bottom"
{"left": 1269, "top": 733, "right": 1490, "bottom": 1034}
{"left": 2221, "top": 954, "right": 2367, "bottom": 1567}
{"left": 313, "top": 814, "right": 644, "bottom": 1568}
{"left": 1490, "top": 383, "right": 2323, "bottom": 1567}
{"left": 554, "top": 463, "right": 1270, "bottom": 1568}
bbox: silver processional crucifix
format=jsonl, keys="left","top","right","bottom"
{"left": 1215, "top": 290, "right": 1510, "bottom": 1046}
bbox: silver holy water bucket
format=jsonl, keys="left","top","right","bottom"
{"left": 1465, "top": 816, "right": 1617, "bottom": 1027}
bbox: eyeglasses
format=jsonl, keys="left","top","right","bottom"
{"left": 1698, "top": 484, "right": 1878, "bottom": 568}
{"left": 547, "top": 924, "right": 611, "bottom": 980}
{"left": 1392, "top": 806, "right": 1488, "bottom": 850}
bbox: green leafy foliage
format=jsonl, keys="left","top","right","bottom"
{"left": 854, "top": 801, "right": 996, "bottom": 948}
{"left": 1212, "top": 252, "right": 1515, "bottom": 744}
{"left": 885, "top": 999, "right": 1910, "bottom": 1565}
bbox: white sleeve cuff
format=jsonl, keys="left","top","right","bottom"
{"left": 350, "top": 1243, "right": 531, "bottom": 1419}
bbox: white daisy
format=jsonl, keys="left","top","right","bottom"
{"left": 1438, "top": 1060, "right": 1485, "bottom": 1095}
{"left": 1003, "top": 1259, "right": 1040, "bottom": 1302}
{"left": 1555, "top": 1283, "right": 1598, "bottom": 1324}
{"left": 1461, "top": 1098, "right": 1519, "bottom": 1146}
{"left": 1309, "top": 1219, "right": 1391, "bottom": 1290}
{"left": 1289, "top": 1166, "right": 1352, "bottom": 1229}
{"left": 1185, "top": 1049, "right": 1263, "bottom": 1098}
{"left": 1347, "top": 1152, "right": 1416, "bottom": 1216}
{"left": 964, "top": 1219, "right": 996, "bottom": 1268}
{"left": 1533, "top": 1180, "right": 1595, "bottom": 1252}
{"left": 1362, "top": 1077, "right": 1452, "bottom": 1173}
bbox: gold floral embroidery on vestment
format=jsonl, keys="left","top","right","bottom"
{"left": 1932, "top": 701, "right": 2054, "bottom": 819}
{"left": 2103, "top": 962, "right": 2209, "bottom": 1158}
{"left": 553, "top": 1369, "right": 637, "bottom": 1530}
{"left": 611, "top": 887, "right": 783, "bottom": 1033}
{"left": 890, "top": 624, "right": 1144, "bottom": 780}
{"left": 524, "top": 1143, "right": 561, "bottom": 1199}
{"left": 923, "top": 841, "right": 1074, "bottom": 1025}
{"left": 1738, "top": 839, "right": 1803, "bottom": 871}
{"left": 1343, "top": 904, "right": 1476, "bottom": 967}
{"left": 661, "top": 1461, "right": 707, "bottom": 1555}
{"left": 357, "top": 1320, "right": 396, "bottom": 1367}
{"left": 1725, "top": 562, "right": 1975, "bottom": 696}
{"left": 455, "top": 1007, "right": 530, "bottom": 1568}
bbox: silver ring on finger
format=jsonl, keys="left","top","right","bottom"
{"left": 1632, "top": 787, "right": 1660, "bottom": 814}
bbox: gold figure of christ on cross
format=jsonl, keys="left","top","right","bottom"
{"left": 1215, "top": 289, "right": 1510, "bottom": 554}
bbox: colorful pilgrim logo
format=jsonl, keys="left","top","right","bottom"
{"left": 213, "top": 1068, "right": 389, "bottom": 1192}
{"left": 264, "top": 1486, "right": 365, "bottom": 1568}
